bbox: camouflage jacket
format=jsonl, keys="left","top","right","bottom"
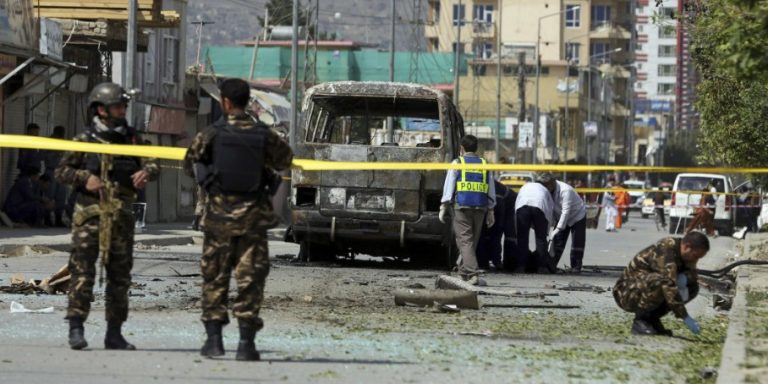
{"left": 55, "top": 127, "right": 159, "bottom": 208}
{"left": 618, "top": 237, "right": 698, "bottom": 318}
{"left": 183, "top": 113, "right": 293, "bottom": 237}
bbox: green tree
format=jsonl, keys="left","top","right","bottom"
{"left": 689, "top": 0, "right": 768, "bottom": 171}
{"left": 258, "top": 0, "right": 309, "bottom": 29}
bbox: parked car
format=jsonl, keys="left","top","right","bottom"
{"left": 669, "top": 173, "right": 736, "bottom": 235}
{"left": 641, "top": 183, "right": 672, "bottom": 218}
{"left": 623, "top": 179, "right": 649, "bottom": 211}
{"left": 288, "top": 81, "right": 464, "bottom": 264}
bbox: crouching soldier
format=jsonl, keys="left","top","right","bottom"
{"left": 184, "top": 78, "right": 293, "bottom": 360}
{"left": 613, "top": 232, "right": 709, "bottom": 336}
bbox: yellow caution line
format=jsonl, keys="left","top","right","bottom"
{"left": 3, "top": 134, "right": 768, "bottom": 174}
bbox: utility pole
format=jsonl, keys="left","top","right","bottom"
{"left": 290, "top": 0, "right": 299, "bottom": 148}
{"left": 126, "top": 0, "right": 137, "bottom": 126}
{"left": 494, "top": 0, "right": 502, "bottom": 163}
{"left": 263, "top": 8, "right": 270, "bottom": 40}
{"left": 452, "top": 0, "right": 461, "bottom": 107}
{"left": 192, "top": 20, "right": 215, "bottom": 70}
{"left": 387, "top": 0, "right": 396, "bottom": 143}
{"left": 517, "top": 52, "right": 527, "bottom": 163}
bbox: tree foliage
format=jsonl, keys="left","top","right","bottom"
{"left": 258, "top": 0, "right": 308, "bottom": 29}
{"left": 690, "top": 0, "right": 768, "bottom": 169}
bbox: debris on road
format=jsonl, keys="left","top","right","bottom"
{"left": 556, "top": 281, "right": 607, "bottom": 294}
{"left": 394, "top": 288, "right": 479, "bottom": 310}
{"left": 484, "top": 303, "right": 581, "bottom": 309}
{"left": 435, "top": 303, "right": 460, "bottom": 313}
{"left": 169, "top": 266, "right": 200, "bottom": 277}
{"left": 9, "top": 301, "right": 54, "bottom": 313}
{"left": 435, "top": 275, "right": 555, "bottom": 298}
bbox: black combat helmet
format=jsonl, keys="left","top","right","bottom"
{"left": 88, "top": 82, "right": 130, "bottom": 109}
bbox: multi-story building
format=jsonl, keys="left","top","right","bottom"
{"left": 634, "top": 0, "right": 677, "bottom": 165}
{"left": 425, "top": 0, "right": 636, "bottom": 165}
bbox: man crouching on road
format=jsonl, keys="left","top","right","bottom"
{"left": 613, "top": 231, "right": 709, "bottom": 336}
{"left": 184, "top": 78, "right": 293, "bottom": 360}
{"left": 439, "top": 135, "right": 496, "bottom": 285}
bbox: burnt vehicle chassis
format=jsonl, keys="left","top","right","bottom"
{"left": 288, "top": 82, "right": 464, "bottom": 265}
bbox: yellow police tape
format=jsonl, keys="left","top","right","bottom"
{"left": 3, "top": 134, "right": 768, "bottom": 174}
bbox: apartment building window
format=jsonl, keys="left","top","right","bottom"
{"left": 430, "top": 38, "right": 439, "bottom": 51}
{"left": 660, "top": 7, "right": 676, "bottom": 20}
{"left": 565, "top": 5, "right": 580, "bottom": 28}
{"left": 162, "top": 35, "right": 179, "bottom": 83}
{"left": 473, "top": 4, "right": 493, "bottom": 23}
{"left": 659, "top": 25, "right": 676, "bottom": 38}
{"left": 565, "top": 42, "right": 580, "bottom": 64}
{"left": 502, "top": 44, "right": 535, "bottom": 60}
{"left": 452, "top": 42, "right": 465, "bottom": 53}
{"left": 452, "top": 4, "right": 466, "bottom": 26}
{"left": 658, "top": 83, "right": 675, "bottom": 95}
{"left": 658, "top": 64, "right": 676, "bottom": 77}
{"left": 591, "top": 5, "right": 611, "bottom": 28}
{"left": 636, "top": 43, "right": 644, "bottom": 52}
{"left": 474, "top": 42, "right": 494, "bottom": 59}
{"left": 590, "top": 42, "right": 610, "bottom": 63}
{"left": 430, "top": 1, "right": 440, "bottom": 23}
{"left": 658, "top": 45, "right": 676, "bottom": 57}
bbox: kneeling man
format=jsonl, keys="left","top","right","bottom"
{"left": 613, "top": 231, "right": 709, "bottom": 336}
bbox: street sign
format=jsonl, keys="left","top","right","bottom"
{"left": 583, "top": 121, "right": 598, "bottom": 137}
{"left": 518, "top": 122, "right": 534, "bottom": 149}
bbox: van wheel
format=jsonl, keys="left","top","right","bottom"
{"left": 298, "top": 241, "right": 335, "bottom": 262}
{"left": 719, "top": 225, "right": 734, "bottom": 237}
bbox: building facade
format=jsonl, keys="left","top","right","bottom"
{"left": 425, "top": 0, "right": 636, "bottom": 165}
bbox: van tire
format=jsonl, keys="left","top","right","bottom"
{"left": 298, "top": 241, "right": 335, "bottom": 262}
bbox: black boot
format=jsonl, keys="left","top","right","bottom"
{"left": 68, "top": 317, "right": 88, "bottom": 350}
{"left": 236, "top": 325, "right": 260, "bottom": 361}
{"left": 648, "top": 317, "right": 673, "bottom": 336}
{"left": 104, "top": 321, "right": 136, "bottom": 350}
{"left": 631, "top": 318, "right": 658, "bottom": 336}
{"left": 200, "top": 321, "right": 225, "bottom": 357}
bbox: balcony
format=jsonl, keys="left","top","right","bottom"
{"left": 471, "top": 20, "right": 496, "bottom": 40}
{"left": 590, "top": 22, "right": 632, "bottom": 40}
{"left": 425, "top": 21, "right": 440, "bottom": 39}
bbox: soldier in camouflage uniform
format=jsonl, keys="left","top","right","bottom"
{"left": 613, "top": 231, "right": 709, "bottom": 336}
{"left": 56, "top": 82, "right": 159, "bottom": 350}
{"left": 184, "top": 78, "right": 293, "bottom": 361}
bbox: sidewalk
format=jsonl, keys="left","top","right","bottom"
{"left": 0, "top": 222, "right": 289, "bottom": 251}
{"left": 717, "top": 232, "right": 768, "bottom": 384}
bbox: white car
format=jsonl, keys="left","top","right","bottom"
{"left": 669, "top": 173, "right": 736, "bottom": 235}
{"left": 623, "top": 180, "right": 649, "bottom": 211}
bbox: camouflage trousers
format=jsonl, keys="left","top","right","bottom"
{"left": 200, "top": 229, "right": 270, "bottom": 329}
{"left": 66, "top": 206, "right": 135, "bottom": 322}
{"left": 613, "top": 272, "right": 699, "bottom": 315}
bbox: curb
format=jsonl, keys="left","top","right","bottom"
{"left": 716, "top": 267, "right": 749, "bottom": 384}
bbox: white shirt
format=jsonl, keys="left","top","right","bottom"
{"left": 515, "top": 182, "right": 554, "bottom": 223}
{"left": 552, "top": 180, "right": 587, "bottom": 229}
{"left": 440, "top": 154, "right": 496, "bottom": 209}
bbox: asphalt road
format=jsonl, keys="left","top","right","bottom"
{"left": 0, "top": 212, "right": 737, "bottom": 383}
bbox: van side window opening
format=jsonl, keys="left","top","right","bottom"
{"left": 305, "top": 95, "right": 443, "bottom": 148}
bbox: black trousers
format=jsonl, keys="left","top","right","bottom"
{"left": 515, "top": 206, "right": 552, "bottom": 273}
{"left": 552, "top": 216, "right": 587, "bottom": 270}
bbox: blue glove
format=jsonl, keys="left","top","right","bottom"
{"left": 677, "top": 273, "right": 689, "bottom": 301}
{"left": 683, "top": 315, "right": 701, "bottom": 335}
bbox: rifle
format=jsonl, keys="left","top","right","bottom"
{"left": 98, "top": 154, "right": 122, "bottom": 287}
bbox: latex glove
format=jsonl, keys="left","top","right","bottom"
{"left": 439, "top": 204, "right": 449, "bottom": 224}
{"left": 683, "top": 315, "right": 701, "bottom": 335}
{"left": 677, "top": 273, "right": 689, "bottom": 301}
{"left": 486, "top": 210, "right": 495, "bottom": 228}
{"left": 549, "top": 227, "right": 562, "bottom": 242}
